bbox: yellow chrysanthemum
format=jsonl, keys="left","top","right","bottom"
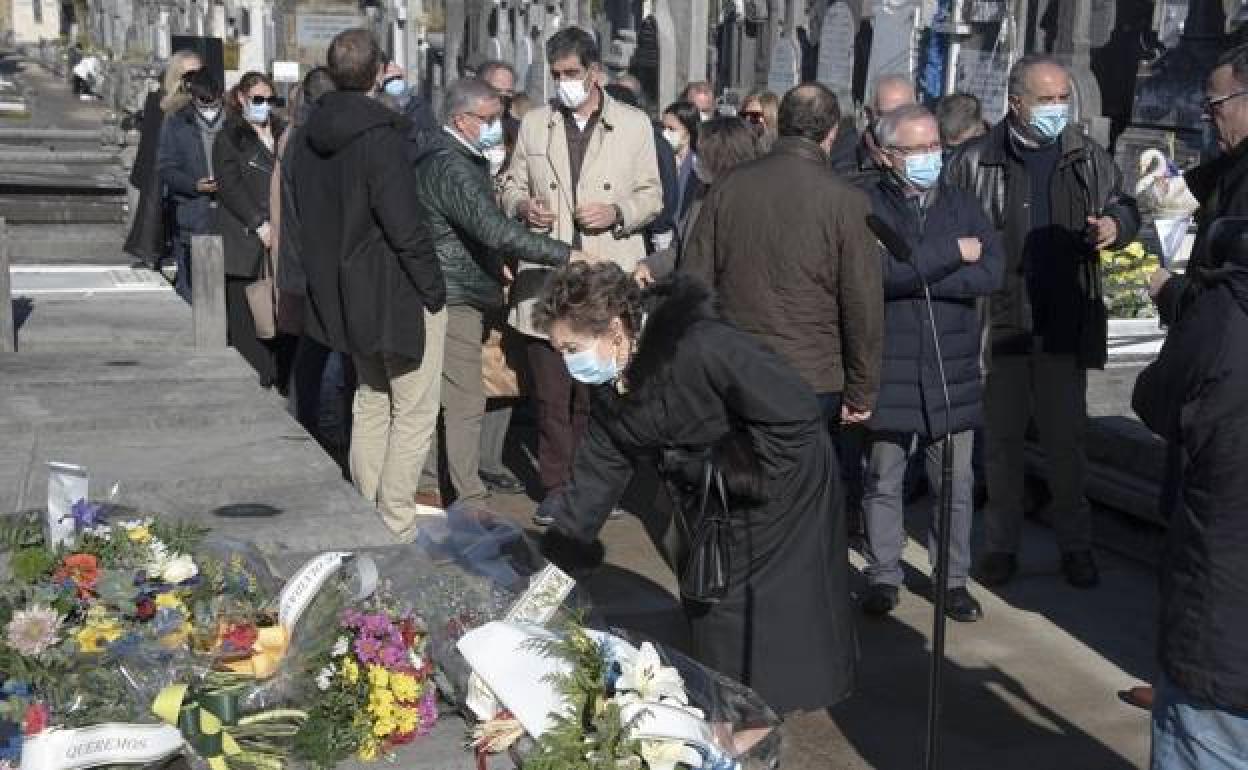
{"left": 342, "top": 657, "right": 359, "bottom": 684}
{"left": 372, "top": 716, "right": 397, "bottom": 737}
{"left": 389, "top": 672, "right": 419, "bottom": 702}
{"left": 153, "top": 592, "right": 185, "bottom": 610}
{"left": 76, "top": 620, "right": 124, "bottom": 653}
{"left": 1124, "top": 241, "right": 1146, "bottom": 258}
{"left": 367, "top": 664, "right": 389, "bottom": 690}
{"left": 394, "top": 706, "right": 419, "bottom": 734}
{"left": 126, "top": 525, "right": 153, "bottom": 544}
{"left": 357, "top": 741, "right": 379, "bottom": 762}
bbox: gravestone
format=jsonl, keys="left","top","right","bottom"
{"left": 866, "top": 0, "right": 921, "bottom": 86}
{"left": 816, "top": 1, "right": 855, "bottom": 105}
{"left": 766, "top": 34, "right": 800, "bottom": 94}
{"left": 968, "top": 0, "right": 1007, "bottom": 23}
{"left": 293, "top": 10, "right": 361, "bottom": 71}
{"left": 955, "top": 42, "right": 1010, "bottom": 122}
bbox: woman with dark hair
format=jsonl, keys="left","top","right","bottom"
{"left": 124, "top": 49, "right": 203, "bottom": 270}
{"left": 660, "top": 100, "right": 700, "bottom": 212}
{"left": 637, "top": 116, "right": 761, "bottom": 283}
{"left": 536, "top": 262, "right": 855, "bottom": 716}
{"left": 158, "top": 67, "right": 224, "bottom": 300}
{"left": 213, "top": 71, "right": 287, "bottom": 386}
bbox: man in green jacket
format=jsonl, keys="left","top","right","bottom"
{"left": 409, "top": 77, "right": 579, "bottom": 505}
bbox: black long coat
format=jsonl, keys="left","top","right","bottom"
{"left": 123, "top": 90, "right": 168, "bottom": 262}
{"left": 865, "top": 181, "right": 1004, "bottom": 437}
{"left": 553, "top": 278, "right": 855, "bottom": 714}
{"left": 1132, "top": 227, "right": 1248, "bottom": 711}
{"left": 213, "top": 115, "right": 284, "bottom": 279}
{"left": 291, "top": 91, "right": 444, "bottom": 360}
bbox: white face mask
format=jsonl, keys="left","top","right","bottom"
{"left": 197, "top": 105, "right": 221, "bottom": 123}
{"left": 557, "top": 76, "right": 590, "bottom": 110}
{"left": 662, "top": 128, "right": 686, "bottom": 152}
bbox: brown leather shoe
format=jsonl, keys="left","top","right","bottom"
{"left": 1118, "top": 685, "right": 1154, "bottom": 710}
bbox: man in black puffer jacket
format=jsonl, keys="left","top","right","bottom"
{"left": 858, "top": 106, "right": 1004, "bottom": 622}
{"left": 292, "top": 29, "right": 445, "bottom": 541}
{"left": 409, "top": 77, "right": 576, "bottom": 505}
{"left": 1132, "top": 220, "right": 1248, "bottom": 769}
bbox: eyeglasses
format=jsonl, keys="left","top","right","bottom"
{"left": 466, "top": 111, "right": 499, "bottom": 124}
{"left": 1202, "top": 90, "right": 1248, "bottom": 117}
{"left": 740, "top": 110, "right": 765, "bottom": 124}
{"left": 250, "top": 95, "right": 278, "bottom": 106}
{"left": 887, "top": 141, "right": 943, "bottom": 156}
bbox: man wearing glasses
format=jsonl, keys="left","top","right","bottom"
{"left": 858, "top": 105, "right": 1004, "bottom": 622}
{"left": 944, "top": 54, "right": 1139, "bottom": 590}
{"left": 1150, "top": 43, "right": 1248, "bottom": 325}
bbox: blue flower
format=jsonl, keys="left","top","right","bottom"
{"left": 68, "top": 499, "right": 107, "bottom": 531}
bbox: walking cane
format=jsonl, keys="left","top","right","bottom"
{"left": 867, "top": 214, "right": 956, "bottom": 770}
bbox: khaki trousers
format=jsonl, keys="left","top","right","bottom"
{"left": 350, "top": 308, "right": 447, "bottom": 540}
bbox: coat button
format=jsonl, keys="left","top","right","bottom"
{"left": 604, "top": 182, "right": 612, "bottom": 190}
{"left": 550, "top": 182, "right": 557, "bottom": 190}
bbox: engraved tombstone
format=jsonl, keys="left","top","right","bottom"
{"left": 816, "top": 1, "right": 855, "bottom": 104}
{"left": 766, "top": 33, "right": 800, "bottom": 94}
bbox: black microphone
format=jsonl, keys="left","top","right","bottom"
{"left": 867, "top": 213, "right": 914, "bottom": 265}
{"left": 867, "top": 209, "right": 957, "bottom": 770}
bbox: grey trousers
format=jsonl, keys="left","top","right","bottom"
{"left": 863, "top": 430, "right": 975, "bottom": 589}
{"left": 983, "top": 351, "right": 1091, "bottom": 555}
{"left": 434, "top": 304, "right": 490, "bottom": 504}
{"left": 479, "top": 403, "right": 515, "bottom": 478}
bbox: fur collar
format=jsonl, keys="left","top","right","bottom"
{"left": 623, "top": 275, "right": 718, "bottom": 400}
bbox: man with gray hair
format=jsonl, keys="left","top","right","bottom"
{"left": 945, "top": 53, "right": 1140, "bottom": 589}
{"left": 854, "top": 73, "right": 918, "bottom": 178}
{"left": 858, "top": 104, "right": 1004, "bottom": 621}
{"left": 407, "top": 77, "right": 579, "bottom": 506}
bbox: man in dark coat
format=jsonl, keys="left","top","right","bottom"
{"left": 858, "top": 105, "right": 1004, "bottom": 622}
{"left": 408, "top": 77, "right": 574, "bottom": 505}
{"left": 158, "top": 68, "right": 225, "bottom": 301}
{"left": 1151, "top": 43, "right": 1248, "bottom": 326}
{"left": 944, "top": 54, "right": 1140, "bottom": 588}
{"left": 1132, "top": 220, "right": 1248, "bottom": 769}
{"left": 682, "top": 82, "right": 884, "bottom": 426}
{"left": 290, "top": 29, "right": 445, "bottom": 541}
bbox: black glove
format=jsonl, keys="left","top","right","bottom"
{"left": 540, "top": 526, "right": 605, "bottom": 575}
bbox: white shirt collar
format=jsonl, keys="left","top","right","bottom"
{"left": 443, "top": 125, "right": 483, "bottom": 157}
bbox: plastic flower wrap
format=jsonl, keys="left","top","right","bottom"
{"left": 459, "top": 619, "right": 782, "bottom": 770}
{"left": 361, "top": 504, "right": 587, "bottom": 714}
{"left": 290, "top": 590, "right": 437, "bottom": 768}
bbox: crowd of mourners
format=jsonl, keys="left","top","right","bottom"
{"left": 121, "top": 27, "right": 1248, "bottom": 768}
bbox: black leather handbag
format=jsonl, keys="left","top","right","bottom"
{"left": 674, "top": 460, "right": 732, "bottom": 603}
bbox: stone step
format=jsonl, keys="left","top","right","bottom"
{"left": 6, "top": 222, "right": 128, "bottom": 263}
{"left": 0, "top": 194, "right": 127, "bottom": 223}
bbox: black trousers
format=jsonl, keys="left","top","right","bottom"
{"left": 224, "top": 276, "right": 294, "bottom": 388}
{"left": 525, "top": 338, "right": 591, "bottom": 497}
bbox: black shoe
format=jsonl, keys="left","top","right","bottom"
{"left": 480, "top": 470, "right": 525, "bottom": 494}
{"left": 944, "top": 587, "right": 983, "bottom": 622}
{"left": 1061, "top": 550, "right": 1100, "bottom": 589}
{"left": 861, "top": 584, "right": 900, "bottom": 616}
{"left": 975, "top": 552, "right": 1018, "bottom": 587}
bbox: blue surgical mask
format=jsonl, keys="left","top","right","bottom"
{"left": 245, "top": 102, "right": 270, "bottom": 125}
{"left": 477, "top": 118, "right": 503, "bottom": 150}
{"left": 902, "top": 150, "right": 943, "bottom": 190}
{"left": 563, "top": 345, "right": 619, "bottom": 385}
{"left": 1029, "top": 103, "right": 1069, "bottom": 142}
{"left": 383, "top": 77, "right": 407, "bottom": 97}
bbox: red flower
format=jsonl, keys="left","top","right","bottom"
{"left": 400, "top": 620, "right": 417, "bottom": 647}
{"left": 222, "top": 623, "right": 258, "bottom": 653}
{"left": 53, "top": 553, "right": 100, "bottom": 598}
{"left": 24, "top": 702, "right": 50, "bottom": 735}
{"left": 135, "top": 598, "right": 156, "bottom": 621}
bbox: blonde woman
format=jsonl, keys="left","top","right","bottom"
{"left": 740, "top": 89, "right": 779, "bottom": 152}
{"left": 124, "top": 50, "right": 203, "bottom": 269}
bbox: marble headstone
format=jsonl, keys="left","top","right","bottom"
{"left": 817, "top": 1, "right": 856, "bottom": 101}
{"left": 866, "top": 0, "right": 921, "bottom": 86}
{"left": 767, "top": 34, "right": 801, "bottom": 94}
{"left": 955, "top": 47, "right": 1010, "bottom": 122}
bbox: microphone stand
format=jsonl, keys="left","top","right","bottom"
{"left": 866, "top": 211, "right": 956, "bottom": 770}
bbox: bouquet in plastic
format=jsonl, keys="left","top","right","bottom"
{"left": 459, "top": 618, "right": 781, "bottom": 770}
{"left": 291, "top": 587, "right": 438, "bottom": 768}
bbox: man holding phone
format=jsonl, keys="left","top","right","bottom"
{"left": 500, "top": 26, "right": 662, "bottom": 525}
{"left": 158, "top": 68, "right": 226, "bottom": 300}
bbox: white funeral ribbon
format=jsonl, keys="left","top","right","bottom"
{"left": 278, "top": 550, "right": 378, "bottom": 633}
{"left": 20, "top": 724, "right": 184, "bottom": 770}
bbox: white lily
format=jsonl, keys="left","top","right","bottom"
{"left": 331, "top": 636, "right": 350, "bottom": 657}
{"left": 614, "top": 642, "right": 688, "bottom": 705}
